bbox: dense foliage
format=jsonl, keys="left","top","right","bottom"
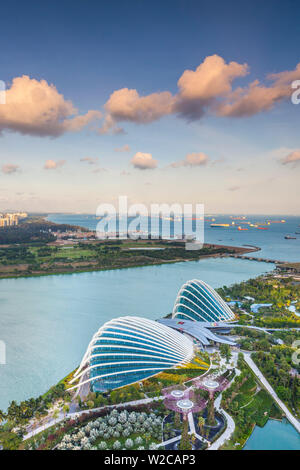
{"left": 218, "top": 277, "right": 300, "bottom": 328}
{"left": 252, "top": 347, "right": 300, "bottom": 416}
{"left": 221, "top": 354, "right": 281, "bottom": 449}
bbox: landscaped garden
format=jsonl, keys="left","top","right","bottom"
{"left": 217, "top": 277, "right": 300, "bottom": 328}
{"left": 221, "top": 354, "right": 282, "bottom": 449}
{"left": 56, "top": 409, "right": 162, "bottom": 450}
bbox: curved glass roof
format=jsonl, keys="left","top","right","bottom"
{"left": 173, "top": 279, "right": 235, "bottom": 322}
{"left": 69, "top": 316, "right": 194, "bottom": 392}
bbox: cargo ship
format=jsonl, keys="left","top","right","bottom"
{"left": 285, "top": 235, "right": 296, "bottom": 239}
{"left": 210, "top": 223, "right": 230, "bottom": 228}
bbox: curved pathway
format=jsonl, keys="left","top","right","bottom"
{"left": 23, "top": 396, "right": 163, "bottom": 441}
{"left": 207, "top": 409, "right": 235, "bottom": 450}
{"left": 243, "top": 353, "right": 300, "bottom": 433}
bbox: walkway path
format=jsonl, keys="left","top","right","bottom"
{"left": 207, "top": 408, "right": 235, "bottom": 450}
{"left": 156, "top": 435, "right": 181, "bottom": 448}
{"left": 24, "top": 412, "right": 65, "bottom": 440}
{"left": 188, "top": 412, "right": 196, "bottom": 434}
{"left": 229, "top": 324, "right": 300, "bottom": 334}
{"left": 243, "top": 353, "right": 300, "bottom": 433}
{"left": 206, "top": 391, "right": 235, "bottom": 450}
{"left": 23, "top": 396, "right": 163, "bottom": 441}
{"left": 187, "top": 412, "right": 209, "bottom": 445}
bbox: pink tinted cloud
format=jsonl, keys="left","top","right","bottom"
{"left": 171, "top": 152, "right": 209, "bottom": 168}
{"left": 99, "top": 55, "right": 300, "bottom": 133}
{"left": 175, "top": 55, "right": 248, "bottom": 120}
{"left": 101, "top": 88, "right": 174, "bottom": 134}
{"left": 217, "top": 64, "right": 300, "bottom": 117}
{"left": 131, "top": 152, "right": 158, "bottom": 170}
{"left": 0, "top": 76, "right": 101, "bottom": 137}
{"left": 281, "top": 150, "right": 300, "bottom": 165}
{"left": 2, "top": 164, "right": 19, "bottom": 174}
{"left": 80, "top": 157, "right": 98, "bottom": 164}
{"left": 114, "top": 144, "right": 131, "bottom": 152}
{"left": 44, "top": 159, "right": 66, "bottom": 170}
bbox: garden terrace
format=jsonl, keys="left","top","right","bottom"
{"left": 193, "top": 375, "right": 229, "bottom": 396}
{"left": 163, "top": 387, "right": 206, "bottom": 414}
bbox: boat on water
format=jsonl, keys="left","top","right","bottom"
{"left": 238, "top": 226, "right": 248, "bottom": 231}
{"left": 285, "top": 235, "right": 297, "bottom": 239}
{"left": 210, "top": 223, "right": 230, "bottom": 228}
{"left": 257, "top": 227, "right": 269, "bottom": 230}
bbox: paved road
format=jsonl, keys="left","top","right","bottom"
{"left": 243, "top": 353, "right": 300, "bottom": 434}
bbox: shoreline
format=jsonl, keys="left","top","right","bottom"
{"left": 0, "top": 243, "right": 263, "bottom": 281}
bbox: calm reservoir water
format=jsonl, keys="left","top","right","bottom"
{"left": 1, "top": 213, "right": 300, "bottom": 449}
{"left": 0, "top": 258, "right": 273, "bottom": 411}
{"left": 244, "top": 419, "right": 300, "bottom": 450}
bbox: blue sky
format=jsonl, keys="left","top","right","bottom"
{"left": 0, "top": 0, "right": 300, "bottom": 214}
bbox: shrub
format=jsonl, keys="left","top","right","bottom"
{"left": 125, "top": 438, "right": 133, "bottom": 449}
{"left": 98, "top": 441, "right": 107, "bottom": 450}
{"left": 113, "top": 440, "right": 121, "bottom": 450}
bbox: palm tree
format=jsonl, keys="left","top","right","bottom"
{"left": 0, "top": 410, "right": 6, "bottom": 425}
{"left": 174, "top": 412, "right": 181, "bottom": 429}
{"left": 62, "top": 404, "right": 69, "bottom": 418}
{"left": 198, "top": 416, "right": 205, "bottom": 435}
{"left": 207, "top": 396, "right": 215, "bottom": 426}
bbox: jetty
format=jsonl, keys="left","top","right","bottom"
{"left": 228, "top": 254, "right": 281, "bottom": 264}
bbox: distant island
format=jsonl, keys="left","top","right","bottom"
{"left": 0, "top": 215, "right": 258, "bottom": 279}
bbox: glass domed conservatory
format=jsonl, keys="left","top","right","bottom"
{"left": 173, "top": 279, "right": 235, "bottom": 322}
{"left": 69, "top": 316, "right": 194, "bottom": 393}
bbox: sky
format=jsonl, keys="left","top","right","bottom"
{"left": 0, "top": 0, "right": 300, "bottom": 214}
